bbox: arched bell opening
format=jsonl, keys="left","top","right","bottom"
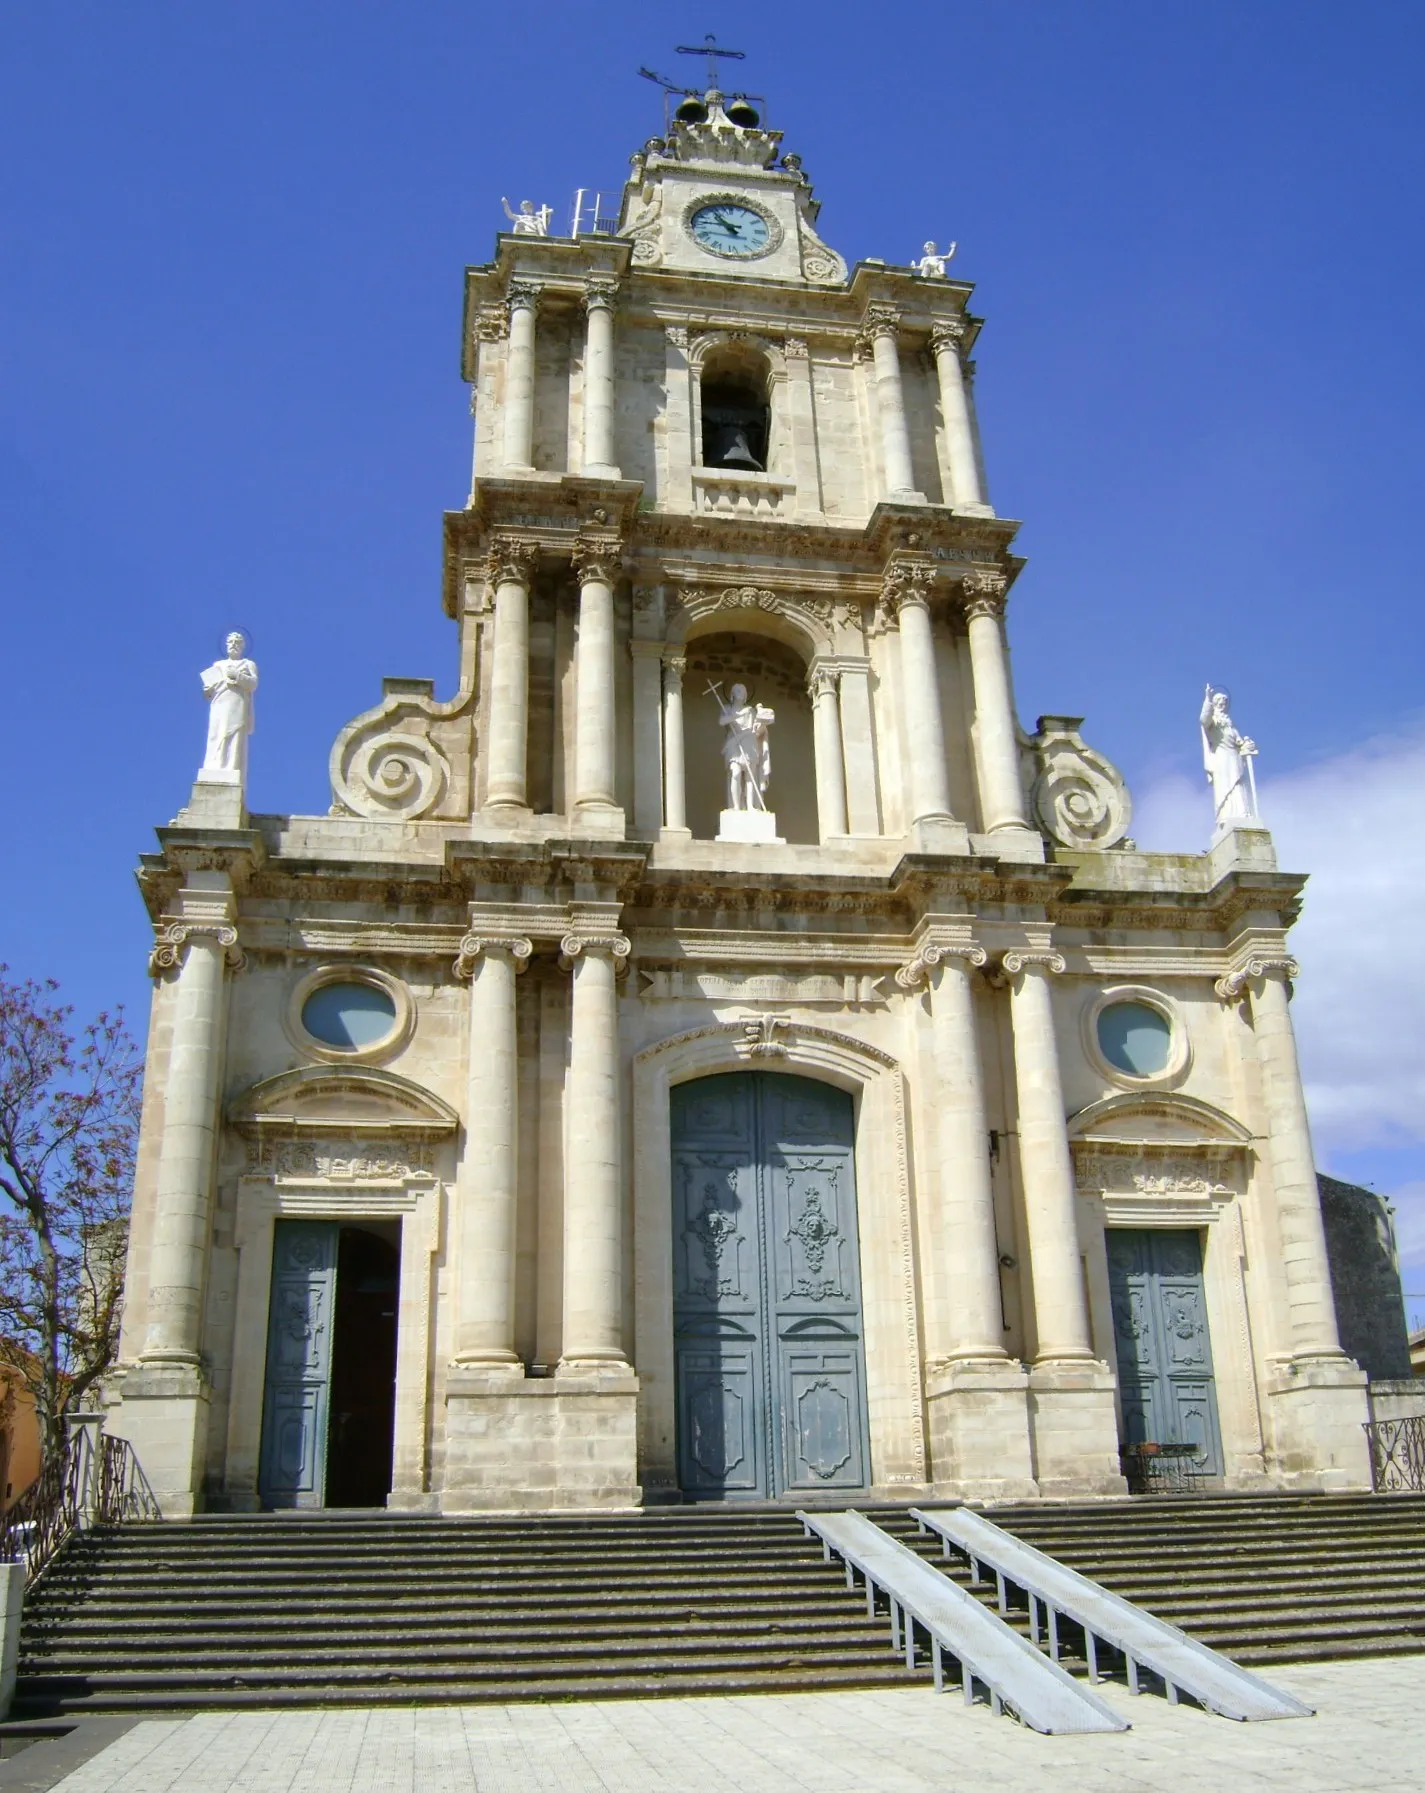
{"left": 682, "top": 631, "right": 818, "bottom": 843}
{"left": 698, "top": 342, "right": 772, "bottom": 472}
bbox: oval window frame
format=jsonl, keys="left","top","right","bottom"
{"left": 285, "top": 965, "right": 413, "bottom": 1065}
{"left": 1081, "top": 985, "right": 1190, "bottom": 1090}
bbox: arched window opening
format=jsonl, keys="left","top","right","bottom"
{"left": 699, "top": 345, "right": 771, "bottom": 472}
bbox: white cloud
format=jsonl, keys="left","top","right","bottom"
{"left": 1132, "top": 726, "right": 1425, "bottom": 1225}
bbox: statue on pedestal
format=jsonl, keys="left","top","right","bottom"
{"left": 915, "top": 240, "right": 957, "bottom": 278}
{"left": 1200, "top": 684, "right": 1259, "bottom": 831}
{"left": 502, "top": 197, "right": 552, "bottom": 237}
{"left": 200, "top": 632, "right": 258, "bottom": 784}
{"left": 711, "top": 681, "right": 774, "bottom": 811}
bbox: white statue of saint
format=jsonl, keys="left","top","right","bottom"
{"left": 1200, "top": 683, "right": 1259, "bottom": 830}
{"left": 200, "top": 631, "right": 258, "bottom": 782}
{"left": 501, "top": 197, "right": 552, "bottom": 237}
{"left": 712, "top": 681, "right": 775, "bottom": 812}
{"left": 915, "top": 240, "right": 957, "bottom": 278}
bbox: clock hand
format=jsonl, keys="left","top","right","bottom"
{"left": 711, "top": 210, "right": 742, "bottom": 234}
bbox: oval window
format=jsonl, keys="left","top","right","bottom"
{"left": 301, "top": 981, "right": 397, "bottom": 1051}
{"left": 1096, "top": 1001, "right": 1172, "bottom": 1078}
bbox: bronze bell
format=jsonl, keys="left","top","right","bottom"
{"left": 715, "top": 425, "right": 761, "bottom": 471}
{"left": 674, "top": 93, "right": 708, "bottom": 124}
{"left": 726, "top": 96, "right": 759, "bottom": 128}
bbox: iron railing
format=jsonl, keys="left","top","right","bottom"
{"left": 0, "top": 1422, "right": 160, "bottom": 1582}
{"left": 1121, "top": 1442, "right": 1208, "bottom": 1495}
{"left": 1363, "top": 1417, "right": 1425, "bottom": 1492}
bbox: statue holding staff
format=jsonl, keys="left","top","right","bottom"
{"left": 1200, "top": 683, "right": 1258, "bottom": 830}
{"left": 501, "top": 197, "right": 552, "bottom": 236}
{"left": 708, "top": 680, "right": 774, "bottom": 812}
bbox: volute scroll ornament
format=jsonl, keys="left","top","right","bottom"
{"left": 559, "top": 932, "right": 633, "bottom": 975}
{"left": 1215, "top": 956, "right": 1299, "bottom": 1003}
{"left": 1027, "top": 716, "right": 1133, "bottom": 851}
{"left": 1000, "top": 949, "right": 1067, "bottom": 978}
{"left": 894, "top": 941, "right": 988, "bottom": 991}
{"left": 148, "top": 921, "right": 244, "bottom": 979}
{"left": 453, "top": 935, "right": 534, "bottom": 980}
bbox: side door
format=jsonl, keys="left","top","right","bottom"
{"left": 258, "top": 1219, "right": 339, "bottom": 1509}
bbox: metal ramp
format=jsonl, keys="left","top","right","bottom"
{"left": 910, "top": 1507, "right": 1313, "bottom": 1722}
{"left": 798, "top": 1511, "right": 1127, "bottom": 1735}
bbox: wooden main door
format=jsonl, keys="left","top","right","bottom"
{"left": 1107, "top": 1227, "right": 1223, "bottom": 1474}
{"left": 670, "top": 1072, "right": 870, "bottom": 1500}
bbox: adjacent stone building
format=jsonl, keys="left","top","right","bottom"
{"left": 106, "top": 90, "right": 1374, "bottom": 1515}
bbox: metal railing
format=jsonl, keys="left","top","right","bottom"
{"left": 0, "top": 1420, "right": 160, "bottom": 1583}
{"left": 1121, "top": 1442, "right": 1208, "bottom": 1494}
{"left": 1364, "top": 1417, "right": 1425, "bottom": 1492}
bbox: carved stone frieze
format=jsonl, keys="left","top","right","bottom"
{"left": 1073, "top": 1147, "right": 1237, "bottom": 1197}
{"left": 244, "top": 1137, "right": 436, "bottom": 1181}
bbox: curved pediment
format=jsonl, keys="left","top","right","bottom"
{"left": 228, "top": 1066, "right": 459, "bottom": 1137}
{"left": 1067, "top": 1091, "right": 1253, "bottom": 1148}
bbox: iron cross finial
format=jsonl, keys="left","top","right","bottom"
{"left": 675, "top": 34, "right": 746, "bottom": 90}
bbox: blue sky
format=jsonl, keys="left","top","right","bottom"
{"left": 3, "top": 4, "right": 1423, "bottom": 1305}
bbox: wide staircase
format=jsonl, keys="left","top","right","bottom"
{"left": 12, "top": 1493, "right": 1425, "bottom": 1716}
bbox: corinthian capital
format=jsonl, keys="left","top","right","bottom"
{"left": 929, "top": 318, "right": 968, "bottom": 358}
{"left": 581, "top": 275, "right": 620, "bottom": 316}
{"left": 961, "top": 570, "right": 1009, "bottom": 622}
{"left": 878, "top": 555, "right": 937, "bottom": 624}
{"left": 507, "top": 279, "right": 542, "bottom": 313}
{"left": 858, "top": 302, "right": 902, "bottom": 348}
{"left": 573, "top": 533, "right": 621, "bottom": 588}
{"left": 485, "top": 537, "right": 539, "bottom": 588}
{"left": 454, "top": 935, "right": 533, "bottom": 980}
{"left": 1215, "top": 955, "right": 1299, "bottom": 1002}
{"left": 147, "top": 921, "right": 243, "bottom": 979}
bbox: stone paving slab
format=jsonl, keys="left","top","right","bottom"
{"left": 38, "top": 1657, "right": 1425, "bottom": 1793}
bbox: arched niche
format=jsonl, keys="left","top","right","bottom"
{"left": 681, "top": 629, "right": 818, "bottom": 844}
{"left": 687, "top": 333, "right": 789, "bottom": 478}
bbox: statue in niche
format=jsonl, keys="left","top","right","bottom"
{"left": 200, "top": 631, "right": 258, "bottom": 781}
{"left": 501, "top": 197, "right": 552, "bottom": 236}
{"left": 709, "top": 680, "right": 774, "bottom": 811}
{"left": 915, "top": 240, "right": 957, "bottom": 278}
{"left": 1200, "top": 684, "right": 1259, "bottom": 830}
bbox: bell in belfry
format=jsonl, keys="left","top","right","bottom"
{"left": 712, "top": 422, "right": 761, "bottom": 470}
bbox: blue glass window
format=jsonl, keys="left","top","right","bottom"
{"left": 301, "top": 982, "right": 397, "bottom": 1051}
{"left": 1097, "top": 1001, "right": 1171, "bottom": 1078}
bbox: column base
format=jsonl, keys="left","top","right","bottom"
{"left": 570, "top": 801, "right": 627, "bottom": 839}
{"left": 104, "top": 1360, "right": 212, "bottom": 1518}
{"left": 1263, "top": 1355, "right": 1371, "bottom": 1489}
{"left": 909, "top": 816, "right": 971, "bottom": 854}
{"left": 926, "top": 1358, "right": 1037, "bottom": 1500}
{"left": 969, "top": 826, "right": 1045, "bottom": 864}
{"left": 442, "top": 1367, "right": 641, "bottom": 1511}
{"left": 1027, "top": 1359, "right": 1126, "bottom": 1496}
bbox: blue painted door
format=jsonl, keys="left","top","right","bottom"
{"left": 258, "top": 1220, "right": 339, "bottom": 1508}
{"left": 1107, "top": 1228, "right": 1223, "bottom": 1474}
{"left": 671, "top": 1073, "right": 870, "bottom": 1499}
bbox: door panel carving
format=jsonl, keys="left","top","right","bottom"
{"left": 1107, "top": 1227, "right": 1223, "bottom": 1475}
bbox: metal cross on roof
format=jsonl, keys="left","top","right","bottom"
{"left": 675, "top": 34, "right": 746, "bottom": 90}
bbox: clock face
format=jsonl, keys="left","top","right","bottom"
{"left": 689, "top": 202, "right": 772, "bottom": 258}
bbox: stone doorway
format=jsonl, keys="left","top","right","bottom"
{"left": 1107, "top": 1226, "right": 1224, "bottom": 1475}
{"left": 670, "top": 1071, "right": 870, "bottom": 1500}
{"left": 257, "top": 1218, "right": 401, "bottom": 1509}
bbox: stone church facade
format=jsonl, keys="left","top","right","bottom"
{"left": 107, "top": 92, "right": 1373, "bottom": 1515}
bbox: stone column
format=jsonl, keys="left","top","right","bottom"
{"left": 629, "top": 632, "right": 664, "bottom": 837}
{"left": 141, "top": 921, "right": 241, "bottom": 1362}
{"left": 501, "top": 281, "right": 539, "bottom": 473}
{"left": 809, "top": 666, "right": 849, "bottom": 841}
{"left": 930, "top": 319, "right": 992, "bottom": 515}
{"left": 883, "top": 561, "right": 954, "bottom": 826}
{"left": 452, "top": 934, "right": 533, "bottom": 1368}
{"left": 581, "top": 277, "right": 620, "bottom": 480}
{"left": 1002, "top": 950, "right": 1094, "bottom": 1364}
{"left": 1220, "top": 957, "right": 1342, "bottom": 1358}
{"left": 572, "top": 541, "right": 617, "bottom": 814}
{"left": 962, "top": 573, "right": 1032, "bottom": 834}
{"left": 860, "top": 304, "right": 923, "bottom": 502}
{"left": 484, "top": 540, "right": 536, "bottom": 810}
{"left": 559, "top": 932, "right": 631, "bottom": 1371}
{"left": 662, "top": 653, "right": 689, "bottom": 833}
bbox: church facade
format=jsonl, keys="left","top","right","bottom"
{"left": 107, "top": 91, "right": 1373, "bottom": 1515}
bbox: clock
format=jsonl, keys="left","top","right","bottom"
{"left": 688, "top": 201, "right": 774, "bottom": 259}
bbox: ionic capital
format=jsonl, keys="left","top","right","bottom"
{"left": 581, "top": 275, "right": 620, "bottom": 316}
{"left": 485, "top": 537, "right": 539, "bottom": 590}
{"left": 894, "top": 940, "right": 988, "bottom": 990}
{"left": 1000, "top": 949, "right": 1066, "bottom": 979}
{"left": 559, "top": 932, "right": 632, "bottom": 975}
{"left": 929, "top": 318, "right": 968, "bottom": 359}
{"left": 1215, "top": 955, "right": 1299, "bottom": 1002}
{"left": 454, "top": 935, "right": 534, "bottom": 980}
{"left": 961, "top": 570, "right": 1009, "bottom": 622}
{"left": 147, "top": 921, "right": 243, "bottom": 979}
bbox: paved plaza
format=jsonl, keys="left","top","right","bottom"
{"left": 13, "top": 1656, "right": 1421, "bottom": 1793}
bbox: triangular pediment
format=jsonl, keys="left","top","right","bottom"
{"left": 1067, "top": 1092, "right": 1252, "bottom": 1148}
{"left": 228, "top": 1066, "right": 459, "bottom": 1137}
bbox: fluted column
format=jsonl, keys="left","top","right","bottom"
{"left": 501, "top": 281, "right": 539, "bottom": 472}
{"left": 882, "top": 559, "right": 954, "bottom": 825}
{"left": 809, "top": 666, "right": 849, "bottom": 841}
{"left": 572, "top": 540, "right": 618, "bottom": 812}
{"left": 1003, "top": 950, "right": 1095, "bottom": 1363}
{"left": 452, "top": 934, "right": 532, "bottom": 1367}
{"left": 559, "top": 932, "right": 631, "bottom": 1370}
{"left": 580, "top": 277, "right": 620, "bottom": 479}
{"left": 898, "top": 942, "right": 1005, "bottom": 1365}
{"left": 930, "top": 319, "right": 991, "bottom": 515}
{"left": 961, "top": 572, "right": 1031, "bottom": 833}
{"left": 1219, "top": 956, "right": 1344, "bottom": 1359}
{"left": 860, "top": 304, "right": 923, "bottom": 501}
{"left": 662, "top": 653, "right": 688, "bottom": 832}
{"left": 142, "top": 921, "right": 241, "bottom": 1362}
{"left": 484, "top": 540, "right": 536, "bottom": 809}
